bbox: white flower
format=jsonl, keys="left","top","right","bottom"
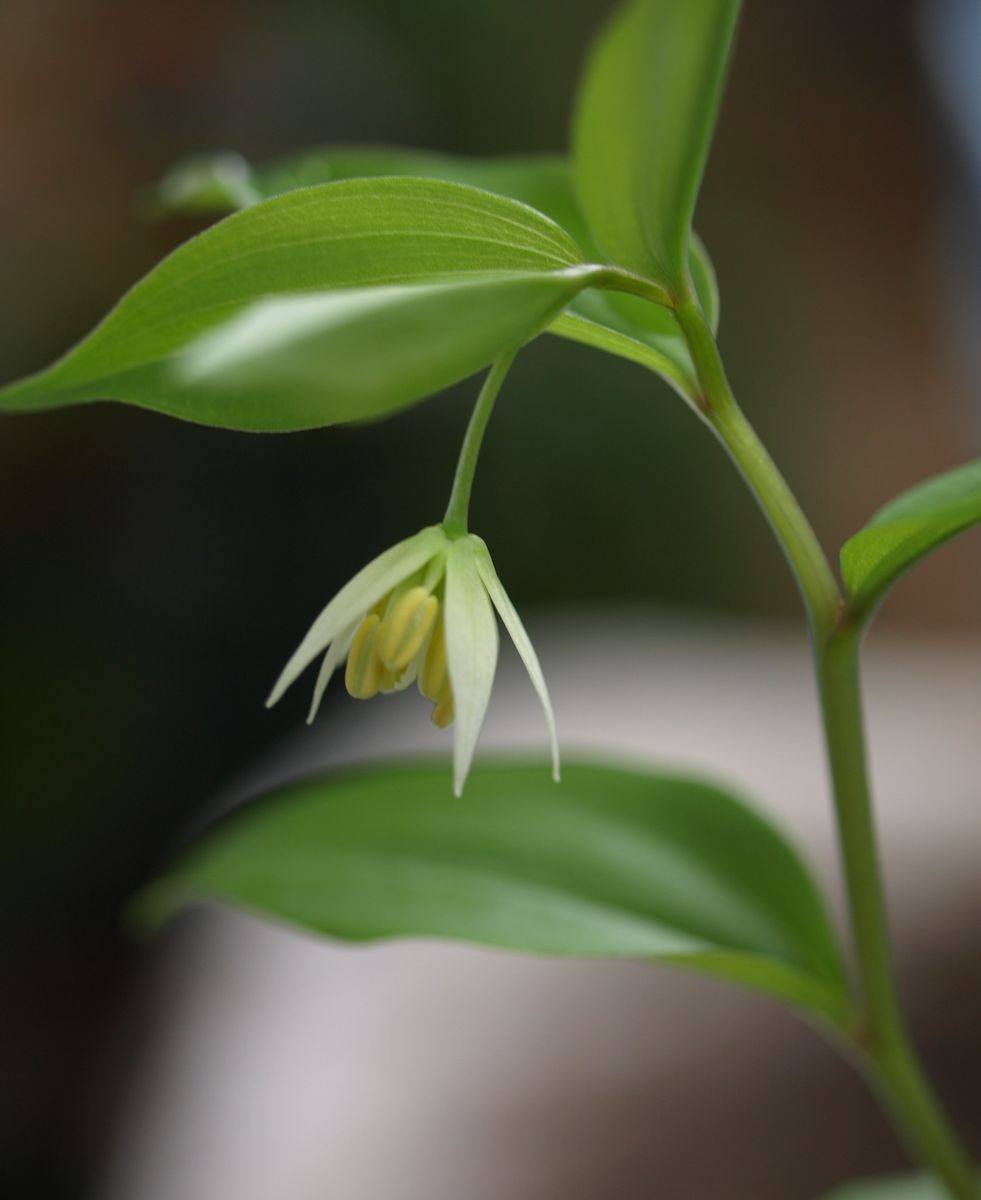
{"left": 266, "top": 525, "right": 559, "bottom": 796}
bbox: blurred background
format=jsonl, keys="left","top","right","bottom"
{"left": 1, "top": 0, "right": 979, "bottom": 1196}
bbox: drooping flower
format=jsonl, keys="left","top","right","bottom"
{"left": 266, "top": 525, "right": 559, "bottom": 796}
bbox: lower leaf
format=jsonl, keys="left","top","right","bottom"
{"left": 136, "top": 759, "right": 849, "bottom": 1026}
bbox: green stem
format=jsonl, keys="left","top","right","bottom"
{"left": 674, "top": 288, "right": 977, "bottom": 1197}
{"left": 817, "top": 624, "right": 902, "bottom": 1042}
{"left": 443, "top": 349, "right": 516, "bottom": 535}
{"left": 820, "top": 623, "right": 978, "bottom": 1198}
{"left": 868, "top": 1039, "right": 979, "bottom": 1199}
{"left": 673, "top": 294, "right": 841, "bottom": 639}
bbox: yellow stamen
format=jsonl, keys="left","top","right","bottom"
{"left": 378, "top": 658, "right": 419, "bottom": 694}
{"left": 378, "top": 586, "right": 439, "bottom": 671}
{"left": 370, "top": 590, "right": 393, "bottom": 619}
{"left": 431, "top": 694, "right": 454, "bottom": 728}
{"left": 344, "top": 613, "right": 385, "bottom": 699}
{"left": 419, "top": 617, "right": 448, "bottom": 702}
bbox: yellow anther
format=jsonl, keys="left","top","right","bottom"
{"left": 431, "top": 694, "right": 454, "bottom": 728}
{"left": 370, "top": 590, "right": 393, "bottom": 619}
{"left": 419, "top": 617, "right": 448, "bottom": 702}
{"left": 378, "top": 657, "right": 419, "bottom": 695}
{"left": 344, "top": 613, "right": 385, "bottom": 699}
{"left": 378, "top": 586, "right": 439, "bottom": 671}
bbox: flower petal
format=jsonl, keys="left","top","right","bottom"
{"left": 306, "top": 619, "right": 358, "bottom": 723}
{"left": 266, "top": 526, "right": 446, "bottom": 707}
{"left": 443, "top": 537, "right": 499, "bottom": 796}
{"left": 472, "top": 536, "right": 560, "bottom": 783}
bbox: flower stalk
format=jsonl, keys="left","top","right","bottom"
{"left": 443, "top": 348, "right": 517, "bottom": 535}
{"left": 267, "top": 352, "right": 559, "bottom": 797}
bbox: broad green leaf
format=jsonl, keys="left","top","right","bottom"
{"left": 0, "top": 178, "right": 588, "bottom": 431}
{"left": 841, "top": 460, "right": 981, "bottom": 616}
{"left": 160, "top": 145, "right": 721, "bottom": 331}
{"left": 821, "top": 1173, "right": 976, "bottom": 1200}
{"left": 155, "top": 147, "right": 591, "bottom": 249}
{"left": 0, "top": 180, "right": 587, "bottom": 434}
{"left": 137, "top": 761, "right": 849, "bottom": 1024}
{"left": 573, "top": 0, "right": 741, "bottom": 292}
{"left": 157, "top": 144, "right": 719, "bottom": 330}
{"left": 168, "top": 273, "right": 595, "bottom": 430}
{"left": 154, "top": 145, "right": 721, "bottom": 399}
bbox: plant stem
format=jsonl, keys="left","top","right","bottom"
{"left": 817, "top": 624, "right": 902, "bottom": 1042}
{"left": 673, "top": 294, "right": 841, "bottom": 639}
{"left": 820, "top": 623, "right": 978, "bottom": 1198}
{"left": 443, "top": 349, "right": 516, "bottom": 535}
{"left": 674, "top": 288, "right": 977, "bottom": 1197}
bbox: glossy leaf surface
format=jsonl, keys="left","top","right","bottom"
{"left": 573, "top": 0, "right": 741, "bottom": 291}
{"left": 154, "top": 147, "right": 719, "bottom": 326}
{"left": 139, "top": 761, "right": 849, "bottom": 1023}
{"left": 172, "top": 272, "right": 594, "bottom": 429}
{"left": 841, "top": 460, "right": 981, "bottom": 617}
{"left": 0, "top": 179, "right": 587, "bottom": 430}
{"left": 154, "top": 145, "right": 722, "bottom": 400}
{"left": 156, "top": 147, "right": 590, "bottom": 246}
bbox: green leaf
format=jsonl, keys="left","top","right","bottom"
{"left": 572, "top": 0, "right": 741, "bottom": 292}
{"left": 154, "top": 145, "right": 721, "bottom": 399}
{"left": 156, "top": 147, "right": 591, "bottom": 246}
{"left": 841, "top": 460, "right": 981, "bottom": 617}
{"left": 157, "top": 143, "right": 721, "bottom": 330}
{"left": 0, "top": 178, "right": 591, "bottom": 431}
{"left": 172, "top": 273, "right": 594, "bottom": 430}
{"left": 137, "top": 760, "right": 849, "bottom": 1024}
{"left": 821, "top": 1173, "right": 974, "bottom": 1200}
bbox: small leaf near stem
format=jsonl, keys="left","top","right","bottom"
{"left": 841, "top": 459, "right": 981, "bottom": 623}
{"left": 443, "top": 349, "right": 518, "bottom": 535}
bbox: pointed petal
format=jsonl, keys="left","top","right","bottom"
{"left": 444, "top": 538, "right": 499, "bottom": 796}
{"left": 473, "top": 537, "right": 560, "bottom": 783}
{"left": 266, "top": 526, "right": 446, "bottom": 707}
{"left": 306, "top": 619, "right": 358, "bottom": 723}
